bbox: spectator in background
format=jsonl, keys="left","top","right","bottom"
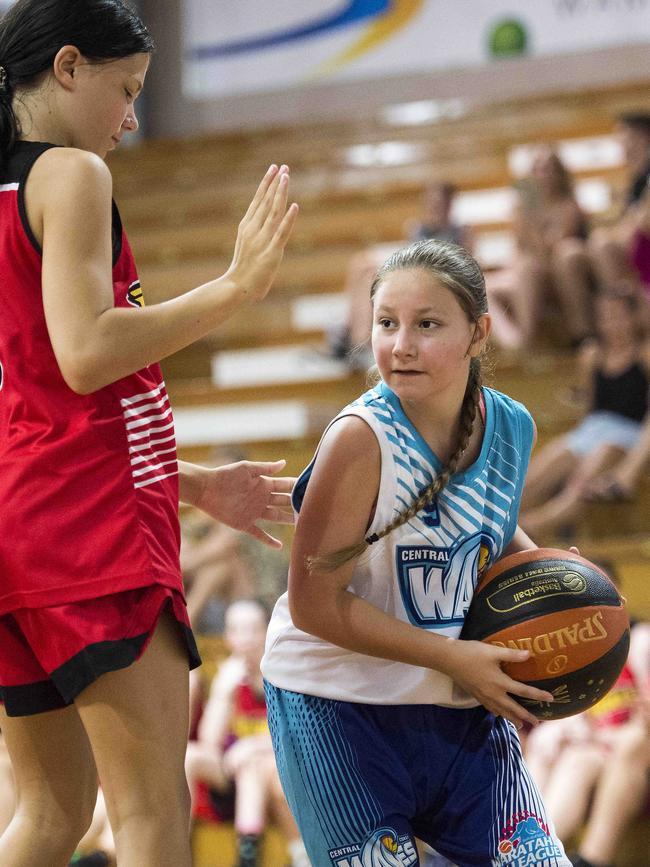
{"left": 570, "top": 692, "right": 650, "bottom": 867}
{"left": 555, "top": 113, "right": 650, "bottom": 324}
{"left": 328, "top": 181, "right": 471, "bottom": 369}
{"left": 520, "top": 288, "right": 650, "bottom": 539}
{"left": 570, "top": 622, "right": 650, "bottom": 867}
{"left": 185, "top": 600, "right": 309, "bottom": 867}
{"left": 486, "top": 145, "right": 588, "bottom": 350}
{"left": 524, "top": 611, "right": 649, "bottom": 851}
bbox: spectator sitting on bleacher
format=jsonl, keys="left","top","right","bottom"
{"left": 524, "top": 608, "right": 649, "bottom": 851}
{"left": 328, "top": 181, "right": 471, "bottom": 369}
{"left": 486, "top": 145, "right": 588, "bottom": 350}
{"left": 520, "top": 287, "right": 650, "bottom": 539}
{"left": 569, "top": 622, "right": 650, "bottom": 867}
{"left": 559, "top": 113, "right": 650, "bottom": 323}
{"left": 185, "top": 600, "right": 309, "bottom": 867}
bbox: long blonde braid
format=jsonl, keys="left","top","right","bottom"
{"left": 308, "top": 238, "right": 489, "bottom": 575}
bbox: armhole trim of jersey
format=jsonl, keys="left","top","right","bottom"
{"left": 17, "top": 143, "right": 57, "bottom": 257}
{"left": 111, "top": 200, "right": 123, "bottom": 267}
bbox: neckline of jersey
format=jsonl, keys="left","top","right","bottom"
{"left": 377, "top": 380, "right": 495, "bottom": 486}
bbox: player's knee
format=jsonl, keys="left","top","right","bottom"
{"left": 17, "top": 788, "right": 96, "bottom": 851}
{"left": 107, "top": 773, "right": 191, "bottom": 832}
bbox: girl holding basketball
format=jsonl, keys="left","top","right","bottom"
{"left": 262, "top": 239, "right": 572, "bottom": 866}
{"left": 0, "top": 2, "right": 297, "bottom": 866}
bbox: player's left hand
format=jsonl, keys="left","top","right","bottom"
{"left": 196, "top": 460, "right": 295, "bottom": 548}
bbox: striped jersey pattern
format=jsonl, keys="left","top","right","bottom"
{"left": 354, "top": 383, "right": 524, "bottom": 560}
{"left": 121, "top": 382, "right": 178, "bottom": 489}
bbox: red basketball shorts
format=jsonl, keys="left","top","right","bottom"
{"left": 0, "top": 585, "right": 201, "bottom": 717}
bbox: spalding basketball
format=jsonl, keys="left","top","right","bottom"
{"left": 461, "top": 548, "right": 630, "bottom": 720}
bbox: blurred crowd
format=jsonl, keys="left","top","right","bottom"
{"left": 2, "top": 115, "right": 650, "bottom": 867}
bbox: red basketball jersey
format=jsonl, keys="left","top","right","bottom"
{"left": 0, "top": 142, "right": 183, "bottom": 614}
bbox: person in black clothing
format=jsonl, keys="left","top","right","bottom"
{"left": 521, "top": 287, "right": 650, "bottom": 538}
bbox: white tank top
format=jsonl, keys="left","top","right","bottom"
{"left": 262, "top": 383, "right": 534, "bottom": 706}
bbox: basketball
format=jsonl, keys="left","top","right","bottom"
{"left": 461, "top": 548, "right": 630, "bottom": 720}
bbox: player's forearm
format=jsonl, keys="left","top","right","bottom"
{"left": 504, "top": 524, "right": 538, "bottom": 555}
{"left": 64, "top": 275, "right": 246, "bottom": 393}
{"left": 290, "top": 585, "right": 458, "bottom": 674}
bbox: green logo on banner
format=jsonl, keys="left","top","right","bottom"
{"left": 488, "top": 18, "right": 528, "bottom": 58}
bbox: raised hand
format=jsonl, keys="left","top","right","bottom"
{"left": 227, "top": 164, "right": 299, "bottom": 302}
{"left": 194, "top": 459, "right": 295, "bottom": 548}
{"left": 443, "top": 639, "right": 554, "bottom": 728}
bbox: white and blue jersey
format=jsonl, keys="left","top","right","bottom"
{"left": 262, "top": 382, "right": 570, "bottom": 867}
{"left": 263, "top": 383, "right": 535, "bottom": 706}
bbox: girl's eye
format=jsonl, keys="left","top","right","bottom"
{"left": 125, "top": 89, "right": 134, "bottom": 100}
{"left": 420, "top": 320, "right": 437, "bottom": 329}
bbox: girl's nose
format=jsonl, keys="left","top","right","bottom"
{"left": 392, "top": 328, "right": 416, "bottom": 357}
{"left": 123, "top": 111, "right": 139, "bottom": 132}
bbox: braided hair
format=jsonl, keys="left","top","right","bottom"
{"left": 309, "top": 239, "right": 488, "bottom": 573}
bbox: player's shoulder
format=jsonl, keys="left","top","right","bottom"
{"left": 319, "top": 413, "right": 379, "bottom": 465}
{"left": 31, "top": 147, "right": 112, "bottom": 200}
{"left": 484, "top": 386, "right": 531, "bottom": 421}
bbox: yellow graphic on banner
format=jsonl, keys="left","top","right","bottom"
{"left": 308, "top": 0, "right": 424, "bottom": 79}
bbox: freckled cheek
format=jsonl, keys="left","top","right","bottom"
{"left": 421, "top": 341, "right": 465, "bottom": 372}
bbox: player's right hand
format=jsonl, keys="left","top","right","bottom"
{"left": 444, "top": 639, "right": 554, "bottom": 729}
{"left": 226, "top": 164, "right": 299, "bottom": 302}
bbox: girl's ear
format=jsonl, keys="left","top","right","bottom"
{"left": 52, "top": 45, "right": 83, "bottom": 91}
{"left": 469, "top": 314, "right": 491, "bottom": 357}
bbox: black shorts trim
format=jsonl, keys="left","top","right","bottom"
{"left": 1, "top": 613, "right": 201, "bottom": 717}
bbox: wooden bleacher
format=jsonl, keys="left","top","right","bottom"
{"left": 108, "top": 80, "right": 650, "bottom": 867}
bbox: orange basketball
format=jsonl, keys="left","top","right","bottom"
{"left": 461, "top": 548, "right": 630, "bottom": 720}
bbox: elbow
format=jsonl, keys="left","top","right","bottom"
{"left": 289, "top": 595, "right": 309, "bottom": 633}
{"left": 61, "top": 368, "right": 99, "bottom": 395}
{"left": 58, "top": 354, "right": 105, "bottom": 395}
{"left": 289, "top": 592, "right": 318, "bottom": 636}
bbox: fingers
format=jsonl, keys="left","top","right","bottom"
{"left": 246, "top": 523, "right": 284, "bottom": 549}
{"left": 241, "top": 164, "right": 279, "bottom": 225}
{"left": 246, "top": 459, "right": 286, "bottom": 476}
{"left": 268, "top": 492, "right": 293, "bottom": 508}
{"left": 275, "top": 201, "right": 299, "bottom": 247}
{"left": 265, "top": 476, "right": 296, "bottom": 493}
{"left": 264, "top": 505, "right": 295, "bottom": 525}
{"left": 246, "top": 164, "right": 288, "bottom": 234}
{"left": 510, "top": 681, "right": 555, "bottom": 704}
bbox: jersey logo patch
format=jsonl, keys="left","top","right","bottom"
{"left": 396, "top": 533, "right": 496, "bottom": 629}
{"left": 329, "top": 828, "right": 417, "bottom": 867}
{"left": 126, "top": 280, "right": 144, "bottom": 307}
{"left": 497, "top": 813, "right": 563, "bottom": 865}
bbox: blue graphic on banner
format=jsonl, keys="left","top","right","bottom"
{"left": 190, "top": 0, "right": 390, "bottom": 60}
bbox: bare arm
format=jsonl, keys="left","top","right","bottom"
{"left": 36, "top": 150, "right": 297, "bottom": 394}
{"left": 289, "top": 417, "right": 553, "bottom": 726}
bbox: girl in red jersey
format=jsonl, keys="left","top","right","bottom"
{"left": 0, "top": 2, "right": 298, "bottom": 865}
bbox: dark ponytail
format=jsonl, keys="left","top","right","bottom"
{"left": 0, "top": 0, "right": 153, "bottom": 166}
{"left": 309, "top": 239, "right": 489, "bottom": 573}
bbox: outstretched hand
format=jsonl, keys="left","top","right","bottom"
{"left": 195, "top": 460, "right": 295, "bottom": 548}
{"left": 444, "top": 639, "right": 554, "bottom": 729}
{"left": 227, "top": 164, "right": 299, "bottom": 303}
